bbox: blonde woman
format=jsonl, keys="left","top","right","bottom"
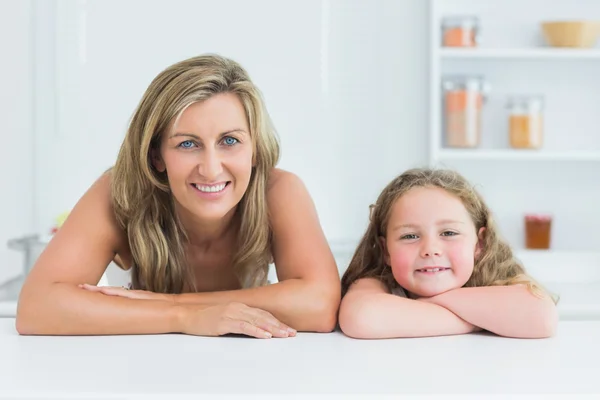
{"left": 339, "top": 168, "right": 558, "bottom": 339}
{"left": 17, "top": 54, "right": 341, "bottom": 338}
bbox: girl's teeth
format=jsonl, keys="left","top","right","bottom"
{"left": 420, "top": 268, "right": 444, "bottom": 272}
{"left": 195, "top": 183, "right": 226, "bottom": 193}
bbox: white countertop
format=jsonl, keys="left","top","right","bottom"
{"left": 0, "top": 318, "right": 599, "bottom": 397}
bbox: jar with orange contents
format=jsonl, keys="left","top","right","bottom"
{"left": 441, "top": 16, "right": 480, "bottom": 47}
{"left": 507, "top": 95, "right": 544, "bottom": 149}
{"left": 442, "top": 76, "right": 487, "bottom": 148}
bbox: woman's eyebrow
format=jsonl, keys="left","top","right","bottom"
{"left": 169, "top": 129, "right": 247, "bottom": 140}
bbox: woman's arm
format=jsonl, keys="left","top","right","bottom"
{"left": 16, "top": 174, "right": 284, "bottom": 338}
{"left": 16, "top": 174, "right": 181, "bottom": 335}
{"left": 420, "top": 285, "right": 558, "bottom": 338}
{"left": 172, "top": 169, "right": 342, "bottom": 332}
{"left": 339, "top": 278, "right": 480, "bottom": 339}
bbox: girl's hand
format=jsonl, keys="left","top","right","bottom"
{"left": 416, "top": 294, "right": 483, "bottom": 333}
{"left": 178, "top": 302, "right": 297, "bottom": 339}
{"left": 79, "top": 283, "right": 175, "bottom": 303}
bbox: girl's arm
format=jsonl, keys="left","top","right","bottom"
{"left": 420, "top": 285, "right": 558, "bottom": 338}
{"left": 339, "top": 278, "right": 480, "bottom": 339}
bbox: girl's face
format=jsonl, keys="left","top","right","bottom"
{"left": 382, "top": 186, "right": 484, "bottom": 298}
{"left": 153, "top": 92, "right": 254, "bottom": 223}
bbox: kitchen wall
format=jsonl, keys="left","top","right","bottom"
{"left": 30, "top": 0, "right": 429, "bottom": 244}
{"left": 0, "top": 0, "right": 34, "bottom": 284}
{"left": 1, "top": 0, "right": 599, "bottom": 285}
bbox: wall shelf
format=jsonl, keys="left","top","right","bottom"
{"left": 436, "top": 149, "right": 600, "bottom": 162}
{"left": 429, "top": 1, "right": 600, "bottom": 165}
{"left": 439, "top": 48, "right": 600, "bottom": 60}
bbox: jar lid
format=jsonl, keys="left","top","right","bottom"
{"left": 441, "top": 15, "right": 479, "bottom": 29}
{"left": 442, "top": 75, "right": 487, "bottom": 91}
{"left": 525, "top": 214, "right": 552, "bottom": 222}
{"left": 507, "top": 95, "right": 544, "bottom": 111}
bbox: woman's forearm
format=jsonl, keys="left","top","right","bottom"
{"left": 16, "top": 282, "right": 183, "bottom": 335}
{"left": 174, "top": 278, "right": 340, "bottom": 332}
{"left": 338, "top": 292, "right": 479, "bottom": 339}
{"left": 424, "top": 286, "right": 558, "bottom": 338}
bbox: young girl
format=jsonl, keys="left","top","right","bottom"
{"left": 339, "top": 167, "right": 558, "bottom": 339}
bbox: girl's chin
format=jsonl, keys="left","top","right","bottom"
{"left": 407, "top": 286, "right": 454, "bottom": 298}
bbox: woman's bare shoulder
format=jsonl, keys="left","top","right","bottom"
{"left": 266, "top": 168, "right": 304, "bottom": 195}
{"left": 24, "top": 170, "right": 131, "bottom": 287}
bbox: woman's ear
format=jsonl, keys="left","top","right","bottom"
{"left": 475, "top": 227, "right": 486, "bottom": 258}
{"left": 151, "top": 148, "right": 166, "bottom": 173}
{"left": 380, "top": 236, "right": 391, "bottom": 266}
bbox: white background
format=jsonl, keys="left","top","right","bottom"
{"left": 1, "top": 0, "right": 599, "bottom": 284}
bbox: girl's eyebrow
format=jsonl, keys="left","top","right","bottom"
{"left": 392, "top": 223, "right": 419, "bottom": 232}
{"left": 437, "top": 219, "right": 465, "bottom": 225}
{"left": 392, "top": 220, "right": 465, "bottom": 232}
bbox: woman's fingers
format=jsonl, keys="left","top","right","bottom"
{"left": 242, "top": 307, "right": 296, "bottom": 338}
{"left": 215, "top": 302, "right": 295, "bottom": 339}
{"left": 229, "top": 320, "right": 273, "bottom": 339}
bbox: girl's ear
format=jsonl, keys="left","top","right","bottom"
{"left": 475, "top": 227, "right": 486, "bottom": 258}
{"left": 151, "top": 148, "right": 166, "bottom": 173}
{"left": 380, "top": 236, "right": 391, "bottom": 266}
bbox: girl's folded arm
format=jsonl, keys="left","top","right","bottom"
{"left": 338, "top": 278, "right": 479, "bottom": 339}
{"left": 423, "top": 285, "right": 558, "bottom": 338}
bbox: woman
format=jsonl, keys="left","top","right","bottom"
{"left": 16, "top": 54, "right": 341, "bottom": 338}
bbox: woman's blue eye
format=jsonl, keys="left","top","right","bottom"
{"left": 179, "top": 140, "right": 195, "bottom": 149}
{"left": 223, "top": 137, "right": 238, "bottom": 146}
{"left": 441, "top": 231, "right": 458, "bottom": 237}
{"left": 401, "top": 234, "right": 418, "bottom": 240}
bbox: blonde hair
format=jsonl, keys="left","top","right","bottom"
{"left": 110, "top": 54, "right": 280, "bottom": 293}
{"left": 341, "top": 167, "right": 558, "bottom": 303}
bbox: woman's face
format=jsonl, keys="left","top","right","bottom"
{"left": 153, "top": 92, "right": 254, "bottom": 223}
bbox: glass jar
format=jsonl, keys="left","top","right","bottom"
{"left": 524, "top": 214, "right": 552, "bottom": 249}
{"left": 442, "top": 76, "right": 487, "bottom": 148}
{"left": 507, "top": 96, "right": 544, "bottom": 149}
{"left": 441, "top": 16, "right": 480, "bottom": 47}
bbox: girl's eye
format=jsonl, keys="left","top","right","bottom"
{"left": 400, "top": 234, "right": 418, "bottom": 240}
{"left": 441, "top": 231, "right": 458, "bottom": 237}
{"left": 223, "top": 136, "right": 239, "bottom": 146}
{"left": 178, "top": 140, "right": 196, "bottom": 149}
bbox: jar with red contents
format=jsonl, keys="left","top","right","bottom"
{"left": 524, "top": 214, "right": 552, "bottom": 249}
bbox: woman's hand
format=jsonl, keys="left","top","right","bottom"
{"left": 79, "top": 284, "right": 175, "bottom": 303}
{"left": 178, "top": 302, "right": 297, "bottom": 339}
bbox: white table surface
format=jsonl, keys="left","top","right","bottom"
{"left": 0, "top": 318, "right": 599, "bottom": 398}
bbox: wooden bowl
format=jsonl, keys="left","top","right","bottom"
{"left": 541, "top": 21, "right": 600, "bottom": 48}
